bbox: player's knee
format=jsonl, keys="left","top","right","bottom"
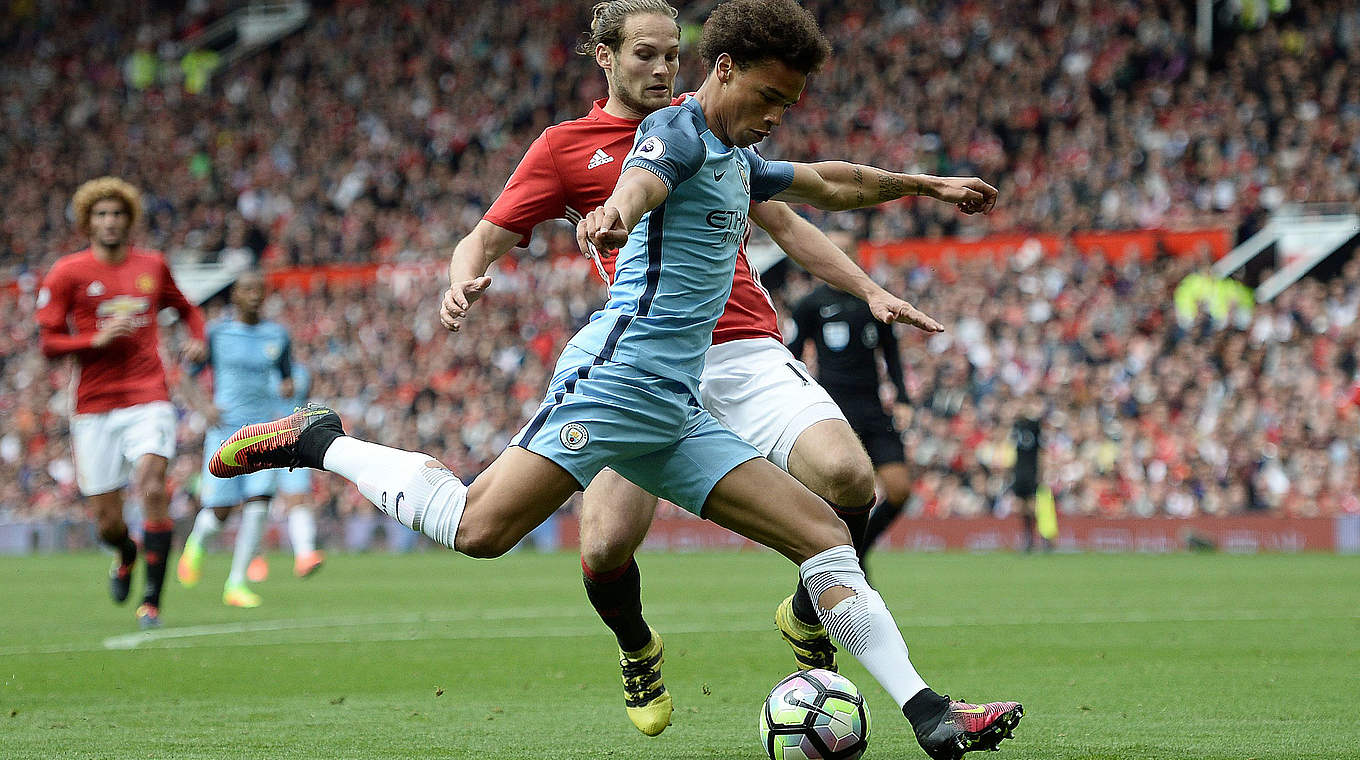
{"left": 580, "top": 530, "right": 637, "bottom": 574}
{"left": 454, "top": 520, "right": 515, "bottom": 559}
{"left": 133, "top": 469, "right": 168, "bottom": 501}
{"left": 810, "top": 450, "right": 875, "bottom": 506}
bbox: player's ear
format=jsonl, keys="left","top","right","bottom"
{"left": 714, "top": 53, "right": 733, "bottom": 83}
{"left": 595, "top": 43, "right": 613, "bottom": 72}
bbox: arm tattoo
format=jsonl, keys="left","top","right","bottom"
{"left": 853, "top": 166, "right": 865, "bottom": 207}
{"left": 877, "top": 170, "right": 908, "bottom": 201}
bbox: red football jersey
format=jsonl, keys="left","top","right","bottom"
{"left": 483, "top": 97, "right": 782, "bottom": 346}
{"left": 37, "top": 247, "right": 205, "bottom": 414}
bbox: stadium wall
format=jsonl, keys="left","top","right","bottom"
{"left": 858, "top": 228, "right": 1230, "bottom": 268}
{"left": 548, "top": 514, "right": 1360, "bottom": 555}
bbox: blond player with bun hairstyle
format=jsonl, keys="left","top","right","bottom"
{"left": 37, "top": 176, "right": 206, "bottom": 630}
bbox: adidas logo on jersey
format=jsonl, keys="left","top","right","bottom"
{"left": 587, "top": 149, "right": 614, "bottom": 170}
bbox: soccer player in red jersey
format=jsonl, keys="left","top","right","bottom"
{"left": 448, "top": 0, "right": 940, "bottom": 736}
{"left": 36, "top": 177, "right": 206, "bottom": 629}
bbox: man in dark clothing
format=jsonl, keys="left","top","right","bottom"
{"left": 788, "top": 233, "right": 913, "bottom": 562}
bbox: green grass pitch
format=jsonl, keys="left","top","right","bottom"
{"left": 1, "top": 549, "right": 1357, "bottom": 759}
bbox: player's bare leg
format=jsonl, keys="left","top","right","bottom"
{"left": 779, "top": 419, "right": 877, "bottom": 671}
{"left": 131, "top": 453, "right": 173, "bottom": 627}
{"left": 89, "top": 489, "right": 137, "bottom": 605}
{"left": 579, "top": 470, "right": 670, "bottom": 735}
{"left": 701, "top": 458, "right": 1022, "bottom": 759}
{"left": 785, "top": 420, "right": 877, "bottom": 509}
{"left": 223, "top": 496, "right": 268, "bottom": 608}
{"left": 179, "top": 505, "right": 234, "bottom": 588}
{"left": 280, "top": 492, "right": 324, "bottom": 578}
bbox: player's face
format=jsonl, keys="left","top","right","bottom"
{"left": 232, "top": 274, "right": 266, "bottom": 319}
{"left": 89, "top": 198, "right": 131, "bottom": 248}
{"left": 716, "top": 57, "right": 806, "bottom": 148}
{"left": 599, "top": 13, "right": 680, "bottom": 119}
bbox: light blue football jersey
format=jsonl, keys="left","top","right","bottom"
{"left": 566, "top": 96, "right": 794, "bottom": 394}
{"left": 275, "top": 362, "right": 311, "bottom": 415}
{"left": 198, "top": 318, "right": 292, "bottom": 428}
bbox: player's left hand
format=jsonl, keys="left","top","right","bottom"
{"left": 577, "top": 206, "right": 630, "bottom": 256}
{"left": 441, "top": 277, "right": 492, "bottom": 332}
{"left": 922, "top": 176, "right": 998, "bottom": 214}
{"left": 182, "top": 338, "right": 207, "bottom": 364}
{"left": 868, "top": 293, "right": 944, "bottom": 333}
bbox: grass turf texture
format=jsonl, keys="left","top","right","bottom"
{"left": 1, "top": 550, "right": 1356, "bottom": 759}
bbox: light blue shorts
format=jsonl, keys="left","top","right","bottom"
{"left": 201, "top": 425, "right": 282, "bottom": 508}
{"left": 277, "top": 465, "right": 312, "bottom": 495}
{"left": 511, "top": 346, "right": 761, "bottom": 515}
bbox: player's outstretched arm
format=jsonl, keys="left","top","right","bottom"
{"left": 773, "top": 162, "right": 997, "bottom": 215}
{"left": 440, "top": 221, "right": 523, "bottom": 333}
{"left": 751, "top": 201, "right": 943, "bottom": 332}
{"left": 576, "top": 167, "right": 670, "bottom": 256}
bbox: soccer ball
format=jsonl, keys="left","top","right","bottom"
{"left": 759, "top": 669, "right": 870, "bottom": 760}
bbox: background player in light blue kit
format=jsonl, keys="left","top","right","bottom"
{"left": 248, "top": 361, "right": 325, "bottom": 582}
{"left": 179, "top": 271, "right": 295, "bottom": 608}
{"left": 210, "top": 1, "right": 1021, "bottom": 755}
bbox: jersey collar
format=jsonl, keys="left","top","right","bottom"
{"left": 590, "top": 98, "right": 643, "bottom": 127}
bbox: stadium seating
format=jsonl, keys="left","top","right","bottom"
{"left": 1, "top": 1, "right": 1357, "bottom": 541}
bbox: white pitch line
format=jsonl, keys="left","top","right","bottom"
{"left": 0, "top": 607, "right": 1352, "bottom": 658}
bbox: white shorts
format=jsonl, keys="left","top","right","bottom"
{"left": 699, "top": 337, "right": 847, "bottom": 472}
{"left": 70, "top": 401, "right": 177, "bottom": 496}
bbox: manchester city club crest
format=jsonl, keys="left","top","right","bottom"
{"left": 559, "top": 422, "right": 589, "bottom": 451}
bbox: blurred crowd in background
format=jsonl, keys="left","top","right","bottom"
{"left": 2, "top": 0, "right": 1359, "bottom": 544}
{"left": 4, "top": 245, "right": 1359, "bottom": 538}
{"left": 2, "top": 0, "right": 1358, "bottom": 275}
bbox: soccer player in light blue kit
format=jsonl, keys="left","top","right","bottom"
{"left": 274, "top": 362, "right": 325, "bottom": 578}
{"left": 242, "top": 362, "right": 326, "bottom": 583}
{"left": 179, "top": 271, "right": 295, "bottom": 608}
{"left": 210, "top": 2, "right": 1023, "bottom": 755}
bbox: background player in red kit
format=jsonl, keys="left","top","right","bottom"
{"left": 442, "top": 0, "right": 942, "bottom": 735}
{"left": 37, "top": 176, "right": 206, "bottom": 629}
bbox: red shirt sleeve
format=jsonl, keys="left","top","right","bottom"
{"left": 158, "top": 257, "right": 205, "bottom": 339}
{"left": 482, "top": 130, "right": 568, "bottom": 247}
{"left": 1350, "top": 382, "right": 1360, "bottom": 408}
{"left": 36, "top": 261, "right": 96, "bottom": 358}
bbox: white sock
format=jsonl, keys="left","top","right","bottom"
{"left": 187, "top": 508, "right": 223, "bottom": 549}
{"left": 322, "top": 437, "right": 468, "bottom": 549}
{"left": 227, "top": 500, "right": 268, "bottom": 587}
{"left": 799, "top": 544, "right": 930, "bottom": 707}
{"left": 287, "top": 506, "right": 317, "bottom": 556}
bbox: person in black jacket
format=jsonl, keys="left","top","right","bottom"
{"left": 789, "top": 231, "right": 914, "bottom": 564}
{"left": 1010, "top": 393, "right": 1050, "bottom": 552}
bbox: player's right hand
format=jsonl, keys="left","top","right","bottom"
{"left": 867, "top": 292, "right": 944, "bottom": 333}
{"left": 91, "top": 314, "right": 138, "bottom": 348}
{"left": 441, "top": 276, "right": 492, "bottom": 332}
{"left": 922, "top": 176, "right": 998, "bottom": 214}
{"left": 576, "top": 206, "right": 630, "bottom": 256}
